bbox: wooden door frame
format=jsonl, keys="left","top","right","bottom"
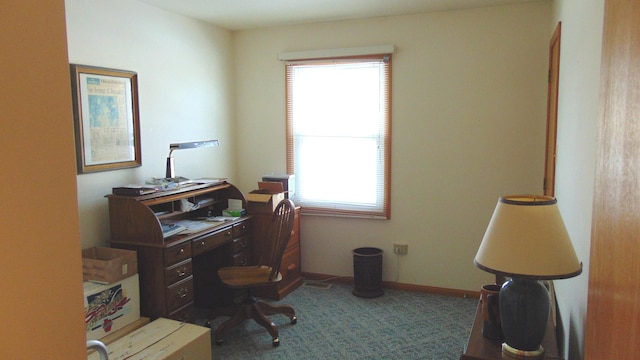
{"left": 585, "top": 0, "right": 640, "bottom": 357}
{"left": 544, "top": 22, "right": 561, "bottom": 196}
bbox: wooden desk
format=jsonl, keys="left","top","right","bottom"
{"left": 107, "top": 181, "right": 252, "bottom": 322}
{"left": 460, "top": 300, "right": 562, "bottom": 360}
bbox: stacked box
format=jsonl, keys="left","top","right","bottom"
{"left": 84, "top": 274, "right": 141, "bottom": 340}
{"left": 246, "top": 181, "right": 286, "bottom": 213}
{"left": 87, "top": 318, "right": 211, "bottom": 360}
{"left": 262, "top": 174, "right": 295, "bottom": 199}
{"left": 82, "top": 247, "right": 137, "bottom": 284}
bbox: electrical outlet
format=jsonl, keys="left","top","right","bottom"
{"left": 393, "top": 243, "right": 408, "bottom": 255}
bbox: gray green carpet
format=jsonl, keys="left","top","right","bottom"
{"left": 196, "top": 282, "right": 477, "bottom": 359}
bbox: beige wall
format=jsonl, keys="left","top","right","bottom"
{"left": 234, "top": 2, "right": 552, "bottom": 291}
{"left": 0, "top": 1, "right": 86, "bottom": 358}
{"left": 64, "top": 1, "right": 554, "bottom": 293}
{"left": 65, "top": 0, "right": 236, "bottom": 249}
{"left": 551, "top": 1, "right": 604, "bottom": 359}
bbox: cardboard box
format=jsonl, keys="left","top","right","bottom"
{"left": 82, "top": 247, "right": 138, "bottom": 284}
{"left": 87, "top": 317, "right": 150, "bottom": 356}
{"left": 84, "top": 274, "right": 141, "bottom": 341}
{"left": 262, "top": 174, "right": 295, "bottom": 200}
{"left": 246, "top": 181, "right": 286, "bottom": 213}
{"left": 88, "top": 318, "right": 211, "bottom": 360}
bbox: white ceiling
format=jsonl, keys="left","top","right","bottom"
{"left": 138, "top": 0, "right": 543, "bottom": 30}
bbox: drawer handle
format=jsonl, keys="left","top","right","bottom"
{"left": 176, "top": 267, "right": 186, "bottom": 277}
{"left": 179, "top": 248, "right": 184, "bottom": 254}
{"left": 239, "top": 258, "right": 248, "bottom": 266}
{"left": 200, "top": 241, "right": 206, "bottom": 247}
{"left": 226, "top": 230, "right": 232, "bottom": 237}
{"left": 177, "top": 289, "right": 188, "bottom": 298}
{"left": 287, "top": 264, "right": 297, "bottom": 271}
{"left": 240, "top": 240, "right": 248, "bottom": 248}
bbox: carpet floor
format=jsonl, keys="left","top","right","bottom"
{"left": 195, "top": 282, "right": 477, "bottom": 359}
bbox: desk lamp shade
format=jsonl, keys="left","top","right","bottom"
{"left": 474, "top": 195, "right": 581, "bottom": 357}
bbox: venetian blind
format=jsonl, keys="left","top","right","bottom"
{"left": 285, "top": 54, "right": 391, "bottom": 219}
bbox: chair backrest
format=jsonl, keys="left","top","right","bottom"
{"left": 260, "top": 199, "right": 296, "bottom": 281}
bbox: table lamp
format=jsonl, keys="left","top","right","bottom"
{"left": 165, "top": 139, "right": 219, "bottom": 179}
{"left": 474, "top": 195, "right": 582, "bottom": 358}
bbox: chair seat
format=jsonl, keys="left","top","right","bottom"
{"left": 218, "top": 265, "right": 283, "bottom": 288}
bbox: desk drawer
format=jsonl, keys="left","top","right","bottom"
{"left": 252, "top": 242, "right": 301, "bottom": 301}
{"left": 233, "top": 220, "right": 251, "bottom": 237}
{"left": 287, "top": 212, "right": 300, "bottom": 249}
{"left": 164, "top": 243, "right": 192, "bottom": 267}
{"left": 166, "top": 277, "right": 194, "bottom": 313}
{"left": 165, "top": 259, "right": 192, "bottom": 286}
{"left": 233, "top": 249, "right": 250, "bottom": 267}
{"left": 232, "top": 235, "right": 250, "bottom": 254}
{"left": 280, "top": 244, "right": 300, "bottom": 284}
{"left": 192, "top": 226, "right": 234, "bottom": 256}
{"left": 168, "top": 303, "right": 194, "bottom": 323}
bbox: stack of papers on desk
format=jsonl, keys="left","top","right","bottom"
{"left": 207, "top": 216, "right": 239, "bottom": 221}
{"left": 164, "top": 219, "right": 224, "bottom": 234}
{"left": 161, "top": 223, "right": 187, "bottom": 238}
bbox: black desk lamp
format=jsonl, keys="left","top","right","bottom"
{"left": 474, "top": 195, "right": 582, "bottom": 358}
{"left": 165, "top": 140, "right": 219, "bottom": 179}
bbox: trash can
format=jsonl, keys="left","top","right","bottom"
{"left": 352, "top": 247, "right": 384, "bottom": 298}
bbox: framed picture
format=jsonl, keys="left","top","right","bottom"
{"left": 70, "top": 64, "right": 141, "bottom": 174}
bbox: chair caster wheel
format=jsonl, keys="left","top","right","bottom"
{"left": 205, "top": 320, "right": 211, "bottom": 328}
{"left": 272, "top": 338, "right": 280, "bottom": 347}
{"left": 291, "top": 316, "right": 297, "bottom": 325}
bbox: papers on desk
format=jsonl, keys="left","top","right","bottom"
{"left": 163, "top": 219, "right": 225, "bottom": 234}
{"left": 207, "top": 216, "right": 240, "bottom": 222}
{"left": 161, "top": 223, "right": 187, "bottom": 238}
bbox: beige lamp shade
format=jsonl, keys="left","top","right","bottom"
{"left": 474, "top": 195, "right": 582, "bottom": 279}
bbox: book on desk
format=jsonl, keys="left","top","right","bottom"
{"left": 113, "top": 186, "right": 158, "bottom": 196}
{"left": 160, "top": 223, "right": 186, "bottom": 238}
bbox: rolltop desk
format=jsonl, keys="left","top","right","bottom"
{"left": 106, "top": 180, "right": 252, "bottom": 322}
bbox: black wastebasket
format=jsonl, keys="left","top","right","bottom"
{"left": 352, "top": 247, "right": 384, "bottom": 298}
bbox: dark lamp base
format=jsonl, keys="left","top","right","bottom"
{"left": 501, "top": 343, "right": 544, "bottom": 359}
{"left": 499, "top": 278, "right": 550, "bottom": 355}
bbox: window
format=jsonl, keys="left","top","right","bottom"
{"left": 285, "top": 54, "right": 391, "bottom": 219}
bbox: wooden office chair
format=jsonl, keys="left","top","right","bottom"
{"left": 207, "top": 198, "right": 297, "bottom": 346}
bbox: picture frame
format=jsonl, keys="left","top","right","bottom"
{"left": 70, "top": 64, "right": 141, "bottom": 174}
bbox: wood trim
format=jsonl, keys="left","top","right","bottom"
{"left": 278, "top": 44, "right": 395, "bottom": 60}
{"left": 544, "top": 22, "right": 561, "bottom": 196}
{"left": 302, "top": 272, "right": 480, "bottom": 299}
{"left": 585, "top": 0, "right": 640, "bottom": 357}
